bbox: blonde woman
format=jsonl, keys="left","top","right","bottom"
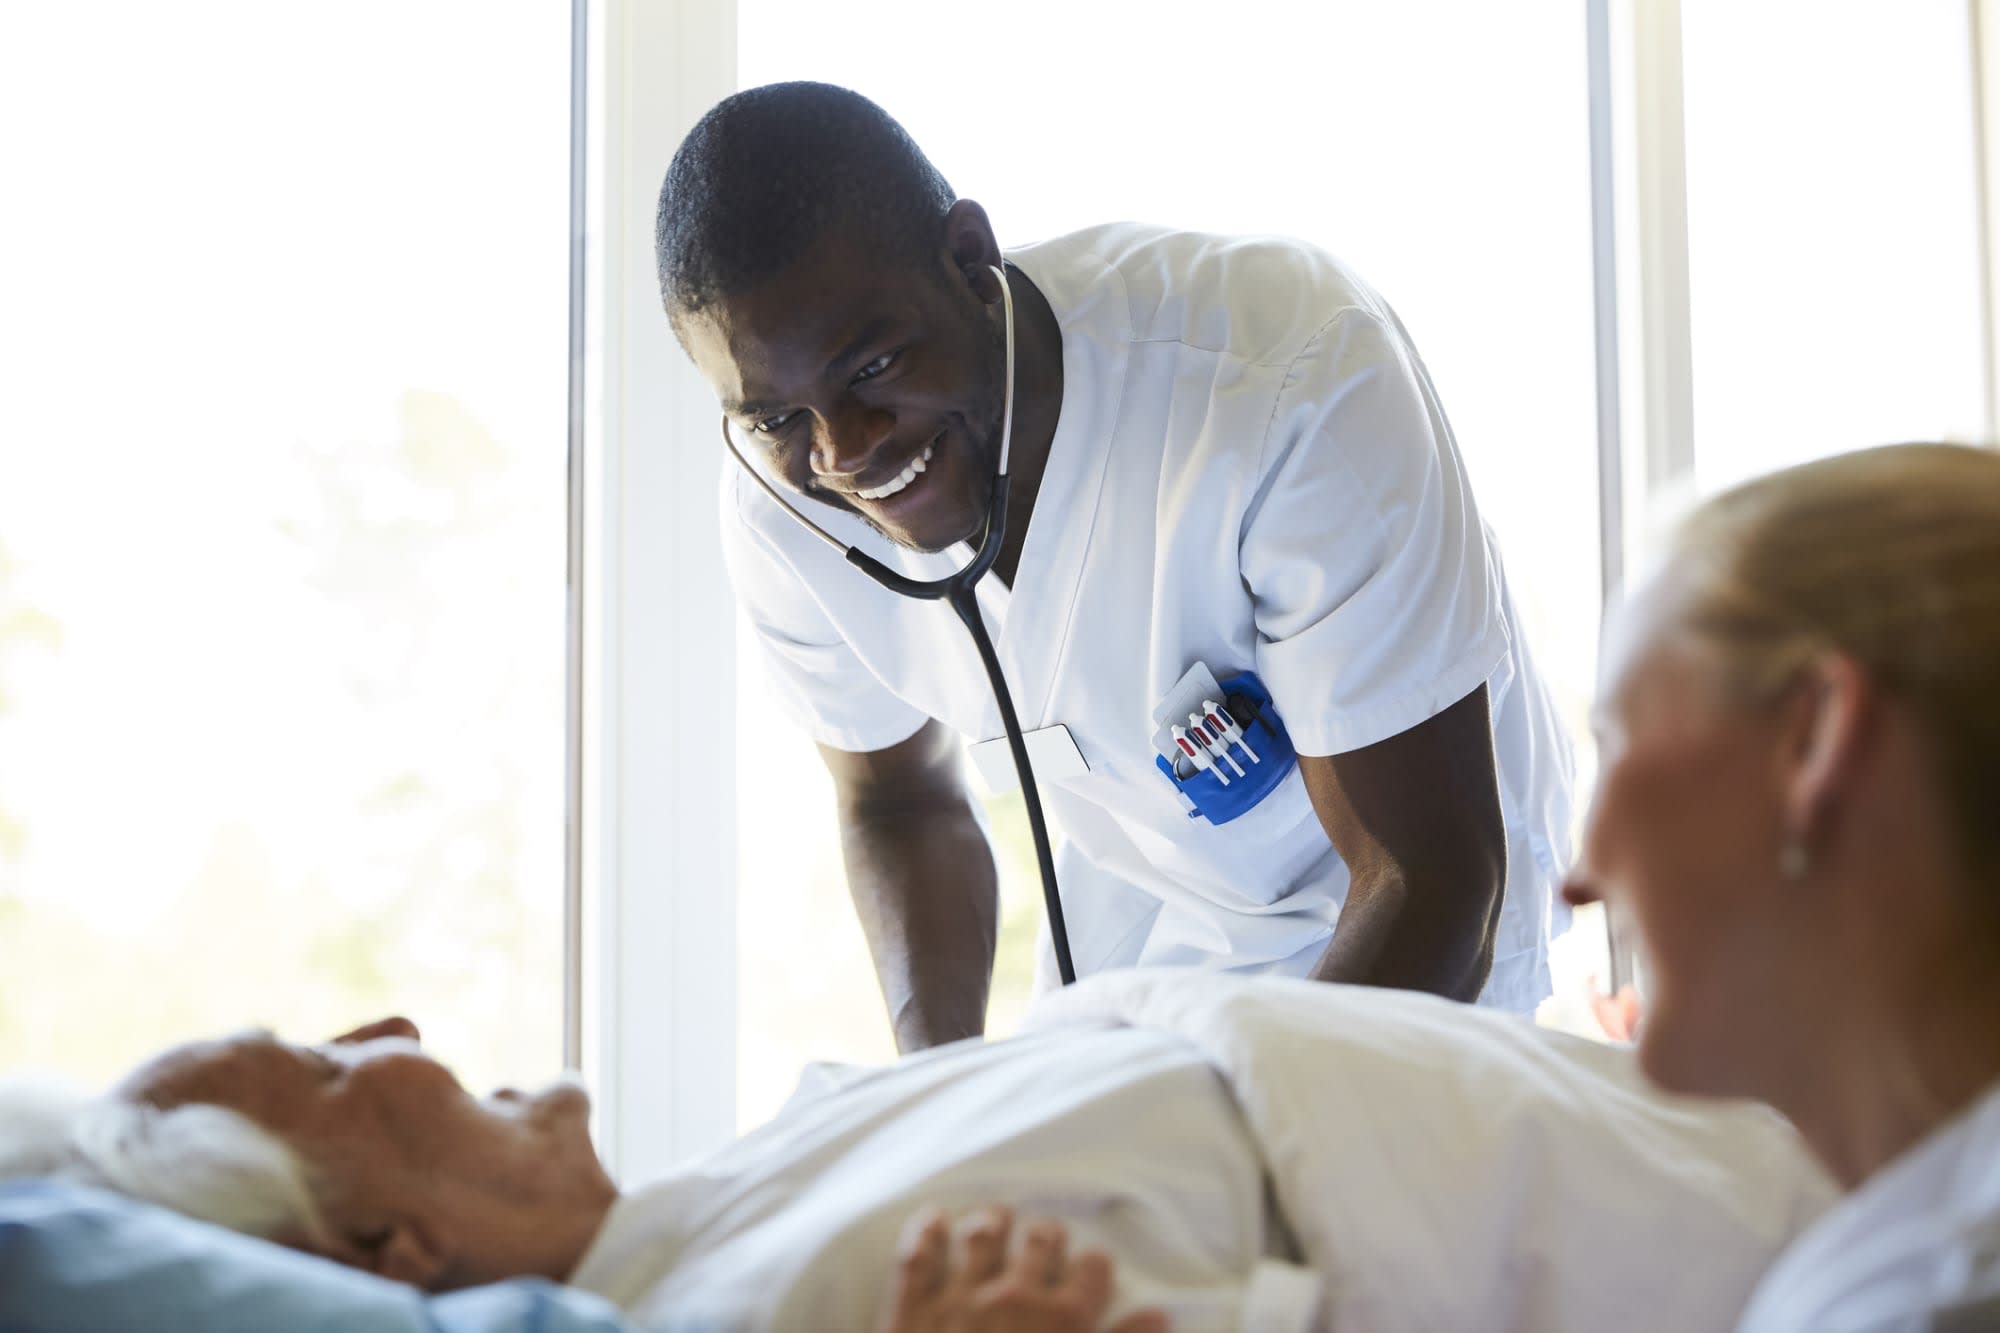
{"left": 897, "top": 442, "right": 2000, "bottom": 1332}
{"left": 1558, "top": 441, "right": 2000, "bottom": 1329}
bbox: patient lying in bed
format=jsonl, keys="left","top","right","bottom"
{"left": 1, "top": 971, "right": 1831, "bottom": 1332}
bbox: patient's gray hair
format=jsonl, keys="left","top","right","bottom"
{"left": 0, "top": 1074, "right": 328, "bottom": 1243}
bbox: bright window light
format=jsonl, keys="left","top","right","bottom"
{"left": 0, "top": 1, "right": 570, "bottom": 1094}
{"left": 1681, "top": 1, "right": 1985, "bottom": 493}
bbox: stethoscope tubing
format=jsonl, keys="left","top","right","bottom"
{"left": 719, "top": 264, "right": 1078, "bottom": 986}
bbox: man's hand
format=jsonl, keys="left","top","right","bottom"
{"left": 884, "top": 1206, "right": 1168, "bottom": 1333}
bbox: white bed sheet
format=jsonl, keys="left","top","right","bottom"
{"left": 1025, "top": 970, "right": 1838, "bottom": 1331}
{"left": 570, "top": 1024, "right": 1314, "bottom": 1331}
{"left": 573, "top": 971, "right": 1834, "bottom": 1332}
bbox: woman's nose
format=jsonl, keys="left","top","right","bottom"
{"left": 1560, "top": 870, "right": 1601, "bottom": 909}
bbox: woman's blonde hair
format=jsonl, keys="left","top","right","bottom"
{"left": 1671, "top": 443, "right": 2000, "bottom": 883}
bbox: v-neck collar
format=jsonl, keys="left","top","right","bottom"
{"left": 963, "top": 238, "right": 1130, "bottom": 734}
{"left": 825, "top": 235, "right": 1131, "bottom": 739}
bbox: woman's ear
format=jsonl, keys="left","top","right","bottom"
{"left": 1782, "top": 653, "right": 1873, "bottom": 854}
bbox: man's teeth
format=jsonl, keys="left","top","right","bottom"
{"left": 857, "top": 444, "right": 933, "bottom": 501}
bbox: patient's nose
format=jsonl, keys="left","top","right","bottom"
{"left": 334, "top": 1016, "right": 422, "bottom": 1045}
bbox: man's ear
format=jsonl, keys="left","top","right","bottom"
{"left": 344, "top": 1217, "right": 450, "bottom": 1290}
{"left": 941, "top": 199, "right": 1003, "bottom": 302}
{"left": 1782, "top": 653, "right": 1873, "bottom": 850}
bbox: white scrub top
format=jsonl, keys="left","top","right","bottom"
{"left": 721, "top": 224, "right": 1573, "bottom": 1010}
{"left": 1735, "top": 1079, "right": 2000, "bottom": 1333}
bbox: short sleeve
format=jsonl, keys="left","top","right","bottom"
{"left": 1244, "top": 308, "right": 1508, "bottom": 757}
{"left": 720, "top": 470, "right": 930, "bottom": 754}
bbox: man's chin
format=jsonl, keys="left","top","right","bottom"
{"left": 860, "top": 507, "right": 987, "bottom": 556}
{"left": 897, "top": 529, "right": 979, "bottom": 556}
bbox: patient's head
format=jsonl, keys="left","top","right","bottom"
{"left": 0, "top": 1017, "right": 617, "bottom": 1291}
{"left": 1566, "top": 444, "right": 2000, "bottom": 1126}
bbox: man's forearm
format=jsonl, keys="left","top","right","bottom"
{"left": 1295, "top": 688, "right": 1510, "bottom": 1003}
{"left": 1307, "top": 867, "right": 1502, "bottom": 1001}
{"left": 838, "top": 797, "right": 999, "bottom": 1052}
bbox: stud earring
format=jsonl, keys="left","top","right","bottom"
{"left": 1779, "top": 840, "right": 1810, "bottom": 881}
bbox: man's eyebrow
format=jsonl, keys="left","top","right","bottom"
{"left": 723, "top": 395, "right": 783, "bottom": 419}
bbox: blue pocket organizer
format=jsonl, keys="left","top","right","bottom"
{"left": 1152, "top": 671, "right": 1298, "bottom": 824}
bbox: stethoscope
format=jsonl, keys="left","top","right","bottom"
{"left": 719, "top": 263, "right": 1078, "bottom": 986}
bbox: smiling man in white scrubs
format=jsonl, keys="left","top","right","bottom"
{"left": 660, "top": 82, "right": 1574, "bottom": 1051}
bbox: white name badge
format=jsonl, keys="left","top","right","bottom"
{"left": 967, "top": 723, "right": 1090, "bottom": 795}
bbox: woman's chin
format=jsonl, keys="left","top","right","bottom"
{"left": 1636, "top": 1004, "right": 1740, "bottom": 1100}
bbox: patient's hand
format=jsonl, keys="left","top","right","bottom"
{"left": 884, "top": 1206, "right": 1168, "bottom": 1333}
{"left": 1586, "top": 975, "right": 1644, "bottom": 1042}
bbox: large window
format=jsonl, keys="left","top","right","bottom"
{"left": 730, "top": 0, "right": 1606, "bottom": 1127}
{"left": 0, "top": 3, "right": 571, "bottom": 1094}
{"left": 1680, "top": 1, "right": 1987, "bottom": 494}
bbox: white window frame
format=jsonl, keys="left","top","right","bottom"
{"left": 575, "top": 0, "right": 742, "bottom": 1181}
{"left": 1588, "top": 0, "right": 1696, "bottom": 991}
{"left": 1975, "top": 0, "right": 2000, "bottom": 440}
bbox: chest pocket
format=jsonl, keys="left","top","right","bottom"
{"left": 1056, "top": 752, "right": 1332, "bottom": 912}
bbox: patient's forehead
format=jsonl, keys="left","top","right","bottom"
{"left": 114, "top": 1028, "right": 302, "bottom": 1118}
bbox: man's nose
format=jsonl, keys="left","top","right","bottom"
{"left": 810, "top": 402, "right": 896, "bottom": 480}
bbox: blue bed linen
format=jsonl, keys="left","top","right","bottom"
{"left": 0, "top": 1179, "right": 638, "bottom": 1333}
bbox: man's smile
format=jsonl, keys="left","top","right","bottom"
{"left": 855, "top": 442, "right": 935, "bottom": 501}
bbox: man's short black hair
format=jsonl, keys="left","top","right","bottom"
{"left": 657, "top": 81, "right": 957, "bottom": 321}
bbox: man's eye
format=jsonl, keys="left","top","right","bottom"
{"left": 753, "top": 411, "right": 797, "bottom": 435}
{"left": 852, "top": 352, "right": 896, "bottom": 383}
